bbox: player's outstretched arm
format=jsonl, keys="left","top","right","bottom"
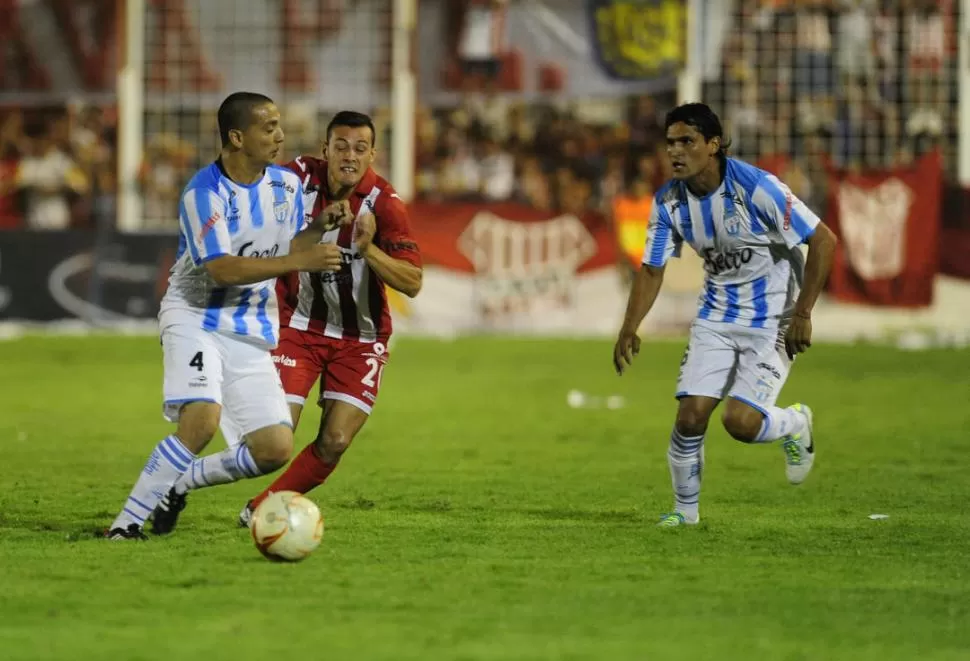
{"left": 204, "top": 246, "right": 343, "bottom": 287}
{"left": 785, "top": 220, "right": 837, "bottom": 358}
{"left": 613, "top": 264, "right": 665, "bottom": 375}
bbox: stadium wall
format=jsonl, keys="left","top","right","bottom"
{"left": 1, "top": 218, "right": 968, "bottom": 348}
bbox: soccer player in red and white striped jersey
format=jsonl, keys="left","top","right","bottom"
{"left": 155, "top": 111, "right": 423, "bottom": 532}
{"left": 243, "top": 111, "right": 423, "bottom": 518}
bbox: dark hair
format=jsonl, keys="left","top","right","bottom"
{"left": 326, "top": 110, "right": 376, "bottom": 148}
{"left": 664, "top": 102, "right": 731, "bottom": 159}
{"left": 217, "top": 92, "right": 275, "bottom": 147}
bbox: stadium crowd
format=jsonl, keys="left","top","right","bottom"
{"left": 0, "top": 0, "right": 954, "bottom": 232}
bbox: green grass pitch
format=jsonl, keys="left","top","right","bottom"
{"left": 0, "top": 335, "right": 968, "bottom": 660}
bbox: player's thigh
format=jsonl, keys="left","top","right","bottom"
{"left": 319, "top": 339, "right": 389, "bottom": 416}
{"left": 221, "top": 338, "right": 293, "bottom": 438}
{"left": 161, "top": 325, "right": 224, "bottom": 422}
{"left": 728, "top": 330, "right": 792, "bottom": 413}
{"left": 273, "top": 329, "right": 325, "bottom": 419}
{"left": 676, "top": 322, "right": 739, "bottom": 401}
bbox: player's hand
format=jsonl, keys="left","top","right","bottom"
{"left": 613, "top": 330, "right": 641, "bottom": 376}
{"left": 354, "top": 212, "right": 377, "bottom": 254}
{"left": 300, "top": 242, "right": 343, "bottom": 272}
{"left": 785, "top": 313, "right": 812, "bottom": 359}
{"left": 318, "top": 200, "right": 352, "bottom": 231}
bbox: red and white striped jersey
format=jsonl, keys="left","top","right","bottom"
{"left": 278, "top": 156, "right": 421, "bottom": 342}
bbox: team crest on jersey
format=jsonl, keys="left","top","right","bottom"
{"left": 274, "top": 201, "right": 290, "bottom": 225}
{"left": 724, "top": 211, "right": 741, "bottom": 237}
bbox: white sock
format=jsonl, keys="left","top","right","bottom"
{"left": 173, "top": 443, "right": 263, "bottom": 495}
{"left": 755, "top": 406, "right": 806, "bottom": 443}
{"left": 111, "top": 435, "right": 196, "bottom": 530}
{"left": 667, "top": 428, "right": 704, "bottom": 522}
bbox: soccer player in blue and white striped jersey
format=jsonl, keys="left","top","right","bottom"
{"left": 613, "top": 103, "right": 838, "bottom": 527}
{"left": 105, "top": 92, "right": 347, "bottom": 540}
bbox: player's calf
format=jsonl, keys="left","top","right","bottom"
{"left": 176, "top": 401, "right": 222, "bottom": 454}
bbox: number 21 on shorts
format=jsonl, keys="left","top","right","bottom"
{"left": 361, "top": 342, "right": 387, "bottom": 389}
{"left": 361, "top": 357, "right": 384, "bottom": 388}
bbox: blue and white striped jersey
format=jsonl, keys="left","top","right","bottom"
{"left": 159, "top": 160, "right": 306, "bottom": 348}
{"left": 642, "top": 158, "right": 820, "bottom": 331}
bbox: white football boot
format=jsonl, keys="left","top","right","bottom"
{"left": 781, "top": 403, "right": 815, "bottom": 485}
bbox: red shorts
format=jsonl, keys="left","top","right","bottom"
{"left": 272, "top": 327, "right": 390, "bottom": 415}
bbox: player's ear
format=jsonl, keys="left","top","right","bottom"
{"left": 709, "top": 137, "right": 719, "bottom": 156}
{"left": 228, "top": 128, "right": 244, "bottom": 150}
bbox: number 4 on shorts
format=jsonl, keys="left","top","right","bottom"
{"left": 189, "top": 351, "right": 204, "bottom": 372}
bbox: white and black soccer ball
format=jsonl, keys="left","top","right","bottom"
{"left": 250, "top": 491, "right": 324, "bottom": 562}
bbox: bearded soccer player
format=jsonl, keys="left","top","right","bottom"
{"left": 613, "top": 103, "right": 837, "bottom": 527}
{"left": 151, "top": 110, "right": 422, "bottom": 533}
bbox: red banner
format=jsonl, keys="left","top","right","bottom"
{"left": 826, "top": 151, "right": 941, "bottom": 307}
{"left": 407, "top": 203, "right": 618, "bottom": 273}
{"left": 397, "top": 203, "right": 642, "bottom": 335}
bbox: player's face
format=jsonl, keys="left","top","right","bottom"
{"left": 240, "top": 103, "right": 285, "bottom": 165}
{"left": 326, "top": 125, "right": 376, "bottom": 188}
{"left": 665, "top": 122, "right": 718, "bottom": 180}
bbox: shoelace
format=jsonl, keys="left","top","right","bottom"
{"left": 782, "top": 438, "right": 802, "bottom": 464}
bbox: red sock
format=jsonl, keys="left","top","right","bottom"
{"left": 251, "top": 444, "right": 337, "bottom": 509}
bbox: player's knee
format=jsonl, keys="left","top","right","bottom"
{"left": 722, "top": 407, "right": 763, "bottom": 443}
{"left": 248, "top": 427, "right": 294, "bottom": 472}
{"left": 317, "top": 428, "right": 352, "bottom": 459}
{"left": 675, "top": 408, "right": 711, "bottom": 438}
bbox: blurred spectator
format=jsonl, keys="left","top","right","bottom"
{"left": 793, "top": 0, "right": 836, "bottom": 132}
{"left": 628, "top": 97, "right": 664, "bottom": 153}
{"left": 478, "top": 133, "right": 515, "bottom": 201}
{"left": 0, "top": 110, "right": 27, "bottom": 229}
{"left": 515, "top": 155, "right": 553, "bottom": 210}
{"left": 903, "top": 0, "right": 945, "bottom": 140}
{"left": 612, "top": 163, "right": 656, "bottom": 274}
{"left": 72, "top": 106, "right": 109, "bottom": 172}
{"left": 456, "top": 0, "right": 509, "bottom": 94}
{"left": 140, "top": 134, "right": 195, "bottom": 230}
{"left": 16, "top": 116, "right": 89, "bottom": 230}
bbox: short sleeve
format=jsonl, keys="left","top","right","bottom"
{"left": 376, "top": 192, "right": 422, "bottom": 268}
{"left": 641, "top": 199, "right": 682, "bottom": 267}
{"left": 751, "top": 174, "right": 820, "bottom": 248}
{"left": 179, "top": 188, "right": 230, "bottom": 265}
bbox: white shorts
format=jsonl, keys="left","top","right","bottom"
{"left": 675, "top": 319, "right": 792, "bottom": 414}
{"left": 161, "top": 325, "right": 292, "bottom": 436}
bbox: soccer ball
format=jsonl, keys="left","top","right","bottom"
{"left": 250, "top": 491, "right": 324, "bottom": 562}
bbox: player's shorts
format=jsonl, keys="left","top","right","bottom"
{"left": 161, "top": 324, "right": 291, "bottom": 436}
{"left": 272, "top": 326, "right": 390, "bottom": 415}
{"left": 675, "top": 319, "right": 792, "bottom": 413}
